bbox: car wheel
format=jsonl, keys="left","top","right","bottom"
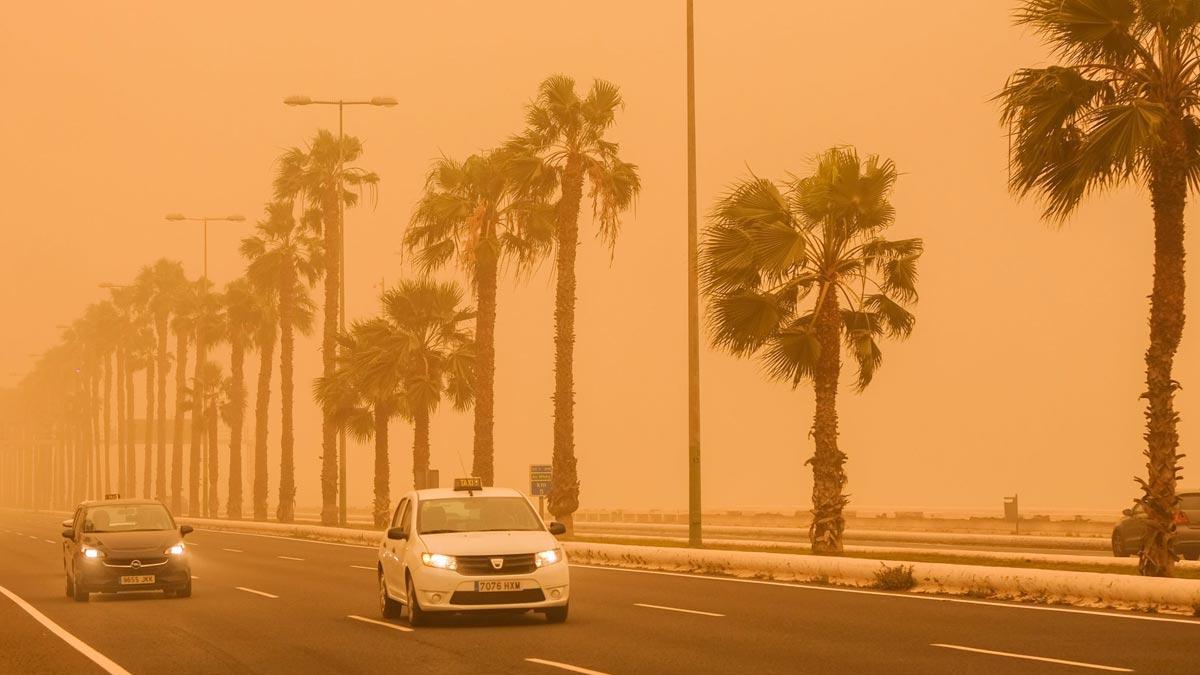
{"left": 175, "top": 578, "right": 192, "bottom": 598}
{"left": 1184, "top": 552, "right": 1200, "bottom": 562}
{"left": 72, "top": 573, "right": 89, "bottom": 603}
{"left": 65, "top": 573, "right": 74, "bottom": 598}
{"left": 406, "top": 575, "right": 426, "bottom": 627}
{"left": 545, "top": 603, "right": 569, "bottom": 624}
{"left": 379, "top": 572, "right": 402, "bottom": 619}
{"left": 1111, "top": 533, "right": 1129, "bottom": 557}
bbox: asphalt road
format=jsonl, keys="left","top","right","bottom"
{"left": 1, "top": 509, "right": 1196, "bottom": 674}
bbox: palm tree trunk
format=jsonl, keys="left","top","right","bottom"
{"left": 115, "top": 348, "right": 126, "bottom": 496}
{"left": 143, "top": 360, "right": 154, "bottom": 499}
{"left": 189, "top": 337, "right": 206, "bottom": 516}
{"left": 155, "top": 315, "right": 170, "bottom": 501}
{"left": 810, "top": 286, "right": 847, "bottom": 554}
{"left": 1139, "top": 127, "right": 1189, "bottom": 578}
{"left": 171, "top": 330, "right": 189, "bottom": 513}
{"left": 549, "top": 155, "right": 585, "bottom": 533}
{"left": 373, "top": 404, "right": 390, "bottom": 527}
{"left": 253, "top": 325, "right": 276, "bottom": 521}
{"left": 319, "top": 199, "right": 342, "bottom": 526}
{"left": 91, "top": 362, "right": 101, "bottom": 499}
{"left": 124, "top": 358, "right": 134, "bottom": 496}
{"left": 103, "top": 351, "right": 112, "bottom": 494}
{"left": 278, "top": 267, "right": 297, "bottom": 523}
{"left": 413, "top": 407, "right": 430, "bottom": 491}
{"left": 473, "top": 244, "right": 499, "bottom": 486}
{"left": 227, "top": 332, "right": 246, "bottom": 519}
{"left": 207, "top": 390, "right": 219, "bottom": 517}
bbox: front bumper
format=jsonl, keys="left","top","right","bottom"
{"left": 77, "top": 555, "right": 191, "bottom": 592}
{"left": 412, "top": 562, "right": 570, "bottom": 613}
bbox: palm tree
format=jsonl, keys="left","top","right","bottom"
{"left": 700, "top": 147, "right": 922, "bottom": 554}
{"left": 241, "top": 201, "right": 322, "bottom": 523}
{"left": 92, "top": 300, "right": 120, "bottom": 495}
{"left": 126, "top": 322, "right": 155, "bottom": 498}
{"left": 222, "top": 277, "right": 267, "bottom": 519}
{"left": 999, "top": 2, "right": 1200, "bottom": 577}
{"left": 315, "top": 319, "right": 403, "bottom": 527}
{"left": 507, "top": 75, "right": 641, "bottom": 532}
{"left": 249, "top": 293, "right": 277, "bottom": 521}
{"left": 345, "top": 280, "right": 475, "bottom": 495}
{"left": 133, "top": 259, "right": 188, "bottom": 502}
{"left": 274, "top": 129, "right": 378, "bottom": 525}
{"left": 169, "top": 282, "right": 197, "bottom": 513}
{"left": 405, "top": 149, "right": 554, "bottom": 485}
{"left": 188, "top": 281, "right": 225, "bottom": 516}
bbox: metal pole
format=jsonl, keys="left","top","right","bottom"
{"left": 203, "top": 217, "right": 209, "bottom": 280}
{"left": 686, "top": 0, "right": 702, "bottom": 547}
{"left": 337, "top": 102, "right": 348, "bottom": 525}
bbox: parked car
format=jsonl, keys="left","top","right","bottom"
{"left": 1111, "top": 489, "right": 1200, "bottom": 560}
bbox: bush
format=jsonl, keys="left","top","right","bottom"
{"left": 873, "top": 563, "right": 916, "bottom": 591}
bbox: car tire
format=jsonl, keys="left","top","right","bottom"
{"left": 65, "top": 574, "right": 74, "bottom": 598}
{"left": 406, "top": 575, "right": 426, "bottom": 627}
{"left": 380, "top": 572, "right": 402, "bottom": 619}
{"left": 72, "top": 573, "right": 89, "bottom": 603}
{"left": 1184, "top": 552, "right": 1199, "bottom": 562}
{"left": 175, "top": 578, "right": 192, "bottom": 598}
{"left": 1111, "top": 533, "right": 1129, "bottom": 557}
{"left": 545, "top": 603, "right": 569, "bottom": 624}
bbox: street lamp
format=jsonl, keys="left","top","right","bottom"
{"left": 284, "top": 93, "right": 396, "bottom": 524}
{"left": 164, "top": 213, "right": 246, "bottom": 280}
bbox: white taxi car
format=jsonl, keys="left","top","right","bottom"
{"left": 377, "top": 478, "right": 569, "bottom": 626}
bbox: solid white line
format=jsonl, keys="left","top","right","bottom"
{"left": 347, "top": 614, "right": 414, "bottom": 632}
{"left": 235, "top": 586, "right": 278, "bottom": 599}
{"left": 525, "top": 658, "right": 611, "bottom": 675}
{"left": 0, "top": 584, "right": 131, "bottom": 675}
{"left": 277, "top": 556, "right": 305, "bottom": 561}
{"left": 350, "top": 565, "right": 376, "bottom": 571}
{"left": 931, "top": 643, "right": 1133, "bottom": 672}
{"left": 193, "top": 527, "right": 375, "bottom": 549}
{"left": 633, "top": 602, "right": 724, "bottom": 617}
{"left": 222, "top": 548, "right": 243, "bottom": 553}
{"left": 570, "top": 564, "right": 1200, "bottom": 626}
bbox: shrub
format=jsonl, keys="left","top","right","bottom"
{"left": 873, "top": 563, "right": 916, "bottom": 591}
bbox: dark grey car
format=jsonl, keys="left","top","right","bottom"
{"left": 1111, "top": 490, "right": 1200, "bottom": 560}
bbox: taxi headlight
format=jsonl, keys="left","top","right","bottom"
{"left": 534, "top": 548, "right": 562, "bottom": 568}
{"left": 165, "top": 543, "right": 186, "bottom": 556}
{"left": 421, "top": 552, "right": 457, "bottom": 571}
{"left": 82, "top": 547, "right": 104, "bottom": 559}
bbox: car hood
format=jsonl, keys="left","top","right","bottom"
{"left": 417, "top": 530, "right": 558, "bottom": 556}
{"left": 84, "top": 530, "right": 180, "bottom": 554}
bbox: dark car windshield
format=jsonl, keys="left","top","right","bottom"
{"left": 418, "top": 497, "right": 542, "bottom": 534}
{"left": 84, "top": 504, "right": 175, "bottom": 533}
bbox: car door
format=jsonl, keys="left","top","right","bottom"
{"left": 382, "top": 498, "right": 410, "bottom": 591}
{"left": 1120, "top": 503, "right": 1150, "bottom": 551}
{"left": 64, "top": 508, "right": 83, "bottom": 576}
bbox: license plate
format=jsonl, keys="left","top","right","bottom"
{"left": 119, "top": 575, "right": 155, "bottom": 585}
{"left": 475, "top": 580, "right": 523, "bottom": 592}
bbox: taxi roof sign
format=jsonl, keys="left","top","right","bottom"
{"left": 453, "top": 477, "right": 483, "bottom": 492}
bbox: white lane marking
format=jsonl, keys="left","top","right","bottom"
{"left": 570, "top": 564, "right": 1200, "bottom": 626}
{"left": 931, "top": 643, "right": 1133, "bottom": 672}
{"left": 350, "top": 565, "right": 377, "bottom": 571}
{"left": 633, "top": 602, "right": 724, "bottom": 617}
{"left": 347, "top": 614, "right": 414, "bottom": 632}
{"left": 222, "top": 548, "right": 243, "bottom": 553}
{"left": 191, "top": 576, "right": 199, "bottom": 580}
{"left": 192, "top": 527, "right": 375, "bottom": 549}
{"left": 525, "top": 658, "right": 611, "bottom": 675}
{"left": 43, "top": 539, "right": 55, "bottom": 544}
{"left": 28, "top": 535, "right": 38, "bottom": 540}
{"left": 235, "top": 586, "right": 278, "bottom": 599}
{"left": 0, "top": 584, "right": 131, "bottom": 675}
{"left": 277, "top": 556, "right": 305, "bottom": 561}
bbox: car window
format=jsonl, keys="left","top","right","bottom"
{"left": 1180, "top": 493, "right": 1200, "bottom": 510}
{"left": 83, "top": 504, "right": 174, "bottom": 532}
{"left": 417, "top": 497, "right": 542, "bottom": 534}
{"left": 399, "top": 501, "right": 412, "bottom": 532}
{"left": 390, "top": 499, "right": 407, "bottom": 528}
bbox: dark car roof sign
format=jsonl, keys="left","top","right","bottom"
{"left": 453, "top": 477, "right": 483, "bottom": 494}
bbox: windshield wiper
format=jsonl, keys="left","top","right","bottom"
{"left": 420, "top": 529, "right": 461, "bottom": 535}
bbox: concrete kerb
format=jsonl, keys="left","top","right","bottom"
{"left": 174, "top": 516, "right": 1200, "bottom": 614}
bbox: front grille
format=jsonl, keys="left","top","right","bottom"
{"left": 103, "top": 556, "right": 168, "bottom": 568}
{"left": 450, "top": 589, "right": 546, "bottom": 606}
{"left": 456, "top": 554, "right": 536, "bottom": 575}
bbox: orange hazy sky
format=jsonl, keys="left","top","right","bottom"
{"left": 3, "top": 1, "right": 1197, "bottom": 513}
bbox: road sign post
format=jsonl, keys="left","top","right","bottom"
{"left": 530, "top": 464, "right": 552, "bottom": 521}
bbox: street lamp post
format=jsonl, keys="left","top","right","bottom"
{"left": 164, "top": 213, "right": 247, "bottom": 280}
{"left": 284, "top": 94, "right": 396, "bottom": 525}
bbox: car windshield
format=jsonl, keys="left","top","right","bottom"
{"left": 418, "top": 497, "right": 542, "bottom": 534}
{"left": 84, "top": 504, "right": 175, "bottom": 532}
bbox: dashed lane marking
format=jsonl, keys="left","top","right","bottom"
{"left": 277, "top": 556, "right": 305, "bottom": 561}
{"left": 525, "top": 658, "right": 611, "bottom": 675}
{"left": 930, "top": 644, "right": 1133, "bottom": 672}
{"left": 347, "top": 614, "right": 414, "bottom": 632}
{"left": 235, "top": 587, "right": 278, "bottom": 599}
{"left": 222, "top": 548, "right": 243, "bottom": 553}
{"left": 350, "top": 565, "right": 376, "bottom": 571}
{"left": 633, "top": 602, "right": 724, "bottom": 617}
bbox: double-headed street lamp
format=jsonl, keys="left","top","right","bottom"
{"left": 165, "top": 213, "right": 246, "bottom": 281}
{"left": 284, "top": 94, "right": 396, "bottom": 525}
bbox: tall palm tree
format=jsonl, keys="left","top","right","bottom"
{"left": 127, "top": 322, "right": 155, "bottom": 498}
{"left": 406, "top": 149, "right": 554, "bottom": 485}
{"left": 315, "top": 319, "right": 403, "bottom": 527}
{"left": 507, "top": 75, "right": 641, "bottom": 531}
{"left": 188, "top": 281, "right": 225, "bottom": 516}
{"left": 92, "top": 300, "right": 120, "bottom": 495}
{"left": 345, "top": 280, "right": 475, "bottom": 495}
{"left": 249, "top": 293, "right": 277, "bottom": 521}
{"left": 700, "top": 147, "right": 922, "bottom": 554}
{"left": 169, "top": 282, "right": 197, "bottom": 513}
{"left": 999, "top": 1, "right": 1200, "bottom": 577}
{"left": 222, "top": 277, "right": 267, "bottom": 519}
{"left": 133, "top": 259, "right": 188, "bottom": 502}
{"left": 241, "top": 201, "right": 323, "bottom": 523}
{"left": 274, "top": 129, "right": 378, "bottom": 525}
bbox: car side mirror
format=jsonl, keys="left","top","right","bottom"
{"left": 180, "top": 525, "right": 194, "bottom": 536}
{"left": 61, "top": 519, "right": 73, "bottom": 529}
{"left": 61, "top": 528, "right": 75, "bottom": 540}
{"left": 1122, "top": 509, "right": 1134, "bottom": 517}
{"left": 386, "top": 527, "right": 407, "bottom": 540}
{"left": 548, "top": 522, "right": 567, "bottom": 536}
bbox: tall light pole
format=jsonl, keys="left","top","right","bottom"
{"left": 686, "top": 0, "right": 702, "bottom": 547}
{"left": 164, "top": 213, "right": 246, "bottom": 280}
{"left": 283, "top": 94, "right": 396, "bottom": 525}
